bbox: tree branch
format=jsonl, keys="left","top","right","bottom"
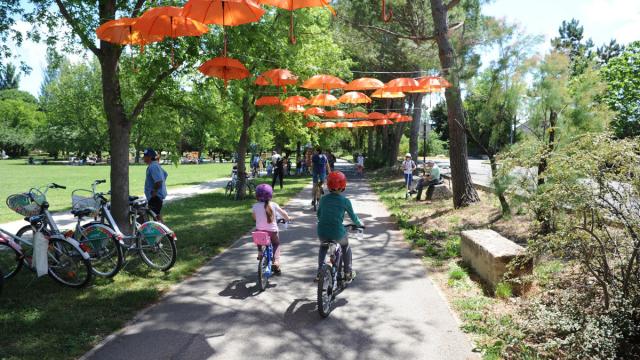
{"left": 337, "top": 15, "right": 435, "bottom": 43}
{"left": 53, "top": 0, "right": 100, "bottom": 56}
{"left": 130, "top": 62, "right": 181, "bottom": 122}
{"left": 131, "top": 0, "right": 147, "bottom": 18}
{"left": 446, "top": 0, "right": 461, "bottom": 11}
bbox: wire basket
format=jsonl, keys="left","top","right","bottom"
{"left": 71, "top": 189, "right": 99, "bottom": 217}
{"left": 6, "top": 192, "right": 43, "bottom": 217}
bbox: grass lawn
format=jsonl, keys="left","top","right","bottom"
{"left": 0, "top": 176, "right": 309, "bottom": 360}
{"left": 0, "top": 160, "right": 233, "bottom": 223}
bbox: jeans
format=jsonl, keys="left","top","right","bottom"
{"left": 318, "top": 235, "right": 352, "bottom": 274}
{"left": 404, "top": 173, "right": 413, "bottom": 189}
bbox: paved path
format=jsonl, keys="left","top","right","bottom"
{"left": 0, "top": 177, "right": 231, "bottom": 234}
{"left": 83, "top": 163, "right": 475, "bottom": 360}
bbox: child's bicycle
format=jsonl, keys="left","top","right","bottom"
{"left": 317, "top": 224, "right": 364, "bottom": 318}
{"left": 252, "top": 219, "right": 289, "bottom": 291}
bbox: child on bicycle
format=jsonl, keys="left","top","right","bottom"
{"left": 315, "top": 171, "right": 364, "bottom": 282}
{"left": 252, "top": 184, "right": 291, "bottom": 275}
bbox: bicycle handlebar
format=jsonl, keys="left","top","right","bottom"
{"left": 94, "top": 179, "right": 106, "bottom": 185}
{"left": 50, "top": 183, "right": 66, "bottom": 189}
{"left": 277, "top": 218, "right": 291, "bottom": 224}
{"left": 344, "top": 224, "right": 365, "bottom": 230}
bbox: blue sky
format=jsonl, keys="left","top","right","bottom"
{"left": 13, "top": 0, "right": 640, "bottom": 97}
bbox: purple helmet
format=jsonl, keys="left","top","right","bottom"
{"left": 255, "top": 184, "right": 273, "bottom": 202}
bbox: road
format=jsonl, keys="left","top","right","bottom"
{"left": 83, "top": 162, "right": 475, "bottom": 360}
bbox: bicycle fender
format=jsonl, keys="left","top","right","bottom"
{"left": 82, "top": 223, "right": 123, "bottom": 245}
{"left": 54, "top": 235, "right": 91, "bottom": 260}
{"left": 138, "top": 221, "right": 176, "bottom": 241}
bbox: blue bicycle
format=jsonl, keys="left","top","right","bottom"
{"left": 317, "top": 224, "right": 364, "bottom": 318}
{"left": 254, "top": 219, "right": 288, "bottom": 291}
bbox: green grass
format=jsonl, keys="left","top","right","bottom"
{"left": 0, "top": 159, "right": 233, "bottom": 223}
{"left": 495, "top": 282, "right": 513, "bottom": 299}
{"left": 0, "top": 176, "right": 309, "bottom": 360}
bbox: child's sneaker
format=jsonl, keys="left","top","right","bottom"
{"left": 314, "top": 271, "right": 321, "bottom": 282}
{"left": 345, "top": 270, "right": 356, "bottom": 283}
{"left": 272, "top": 265, "right": 282, "bottom": 275}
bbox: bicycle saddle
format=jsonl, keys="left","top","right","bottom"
{"left": 128, "top": 195, "right": 139, "bottom": 202}
{"left": 131, "top": 199, "right": 147, "bottom": 208}
{"left": 72, "top": 208, "right": 93, "bottom": 218}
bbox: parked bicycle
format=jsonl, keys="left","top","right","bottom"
{"left": 253, "top": 218, "right": 289, "bottom": 291}
{"left": 3, "top": 184, "right": 93, "bottom": 288}
{"left": 317, "top": 224, "right": 364, "bottom": 318}
{"left": 225, "top": 171, "right": 257, "bottom": 199}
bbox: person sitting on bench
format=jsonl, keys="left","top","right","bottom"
{"left": 416, "top": 160, "right": 442, "bottom": 202}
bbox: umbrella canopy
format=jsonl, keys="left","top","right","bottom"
{"left": 345, "top": 77, "right": 384, "bottom": 91}
{"left": 339, "top": 91, "right": 372, "bottom": 104}
{"left": 417, "top": 75, "right": 452, "bottom": 89}
{"left": 182, "top": 0, "right": 265, "bottom": 26}
{"left": 384, "top": 77, "right": 419, "bottom": 92}
{"left": 325, "top": 110, "right": 346, "bottom": 119}
{"left": 336, "top": 121, "right": 355, "bottom": 128}
{"left": 368, "top": 112, "right": 387, "bottom": 120}
{"left": 302, "top": 74, "right": 347, "bottom": 90}
{"left": 198, "top": 56, "right": 250, "bottom": 86}
{"left": 309, "top": 93, "right": 339, "bottom": 107}
{"left": 386, "top": 112, "right": 402, "bottom": 120}
{"left": 346, "top": 111, "right": 368, "bottom": 119}
{"left": 304, "top": 107, "right": 326, "bottom": 117}
{"left": 257, "top": 0, "right": 335, "bottom": 43}
{"left": 96, "top": 18, "right": 163, "bottom": 45}
{"left": 255, "top": 96, "right": 281, "bottom": 106}
{"left": 134, "top": 7, "right": 209, "bottom": 39}
{"left": 371, "top": 88, "right": 405, "bottom": 99}
{"left": 255, "top": 68, "right": 298, "bottom": 86}
{"left": 318, "top": 121, "right": 336, "bottom": 129}
{"left": 305, "top": 121, "right": 318, "bottom": 128}
{"left": 283, "top": 105, "right": 305, "bottom": 113}
{"left": 354, "top": 120, "right": 375, "bottom": 127}
{"left": 374, "top": 119, "right": 394, "bottom": 126}
{"left": 282, "top": 95, "right": 309, "bottom": 106}
{"left": 396, "top": 115, "right": 413, "bottom": 122}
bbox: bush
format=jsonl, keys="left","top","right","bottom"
{"left": 495, "top": 282, "right": 512, "bottom": 299}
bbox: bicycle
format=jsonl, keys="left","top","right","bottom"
{"left": 4, "top": 184, "right": 93, "bottom": 288}
{"left": 225, "top": 171, "right": 257, "bottom": 199}
{"left": 312, "top": 180, "right": 324, "bottom": 211}
{"left": 317, "top": 224, "right": 364, "bottom": 318}
{"left": 253, "top": 218, "right": 289, "bottom": 291}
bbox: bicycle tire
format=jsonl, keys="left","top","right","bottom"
{"left": 137, "top": 232, "right": 177, "bottom": 271}
{"left": 79, "top": 223, "right": 123, "bottom": 278}
{"left": 317, "top": 265, "right": 334, "bottom": 318}
{"left": 0, "top": 241, "right": 23, "bottom": 280}
{"left": 15, "top": 225, "right": 36, "bottom": 269}
{"left": 257, "top": 255, "right": 268, "bottom": 291}
{"left": 225, "top": 182, "right": 234, "bottom": 198}
{"left": 47, "top": 237, "right": 93, "bottom": 288}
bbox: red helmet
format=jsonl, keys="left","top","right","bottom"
{"left": 327, "top": 171, "right": 347, "bottom": 191}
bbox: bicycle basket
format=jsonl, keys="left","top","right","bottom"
{"left": 72, "top": 189, "right": 99, "bottom": 217}
{"left": 6, "top": 193, "right": 42, "bottom": 217}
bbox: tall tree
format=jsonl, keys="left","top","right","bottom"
{"left": 551, "top": 19, "right": 594, "bottom": 76}
{"left": 0, "top": 63, "right": 20, "bottom": 90}
{"left": 596, "top": 39, "right": 625, "bottom": 66}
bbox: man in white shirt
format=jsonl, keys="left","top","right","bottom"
{"left": 271, "top": 150, "right": 281, "bottom": 165}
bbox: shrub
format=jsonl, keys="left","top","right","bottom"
{"left": 495, "top": 282, "right": 512, "bottom": 299}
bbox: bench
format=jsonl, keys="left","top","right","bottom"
{"left": 461, "top": 229, "right": 532, "bottom": 295}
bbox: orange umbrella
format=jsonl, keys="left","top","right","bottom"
{"left": 255, "top": 68, "right": 298, "bottom": 93}
{"left": 304, "top": 107, "right": 326, "bottom": 117}
{"left": 368, "top": 112, "right": 387, "bottom": 120}
{"left": 386, "top": 112, "right": 402, "bottom": 120}
{"left": 318, "top": 121, "right": 336, "bottom": 129}
{"left": 96, "top": 18, "right": 164, "bottom": 45}
{"left": 339, "top": 91, "right": 372, "bottom": 104}
{"left": 282, "top": 95, "right": 309, "bottom": 106}
{"left": 346, "top": 111, "right": 368, "bottom": 119}
{"left": 305, "top": 121, "right": 318, "bottom": 128}
{"left": 336, "top": 121, "right": 355, "bottom": 128}
{"left": 325, "top": 110, "right": 346, "bottom": 119}
{"left": 396, "top": 115, "right": 413, "bottom": 122}
{"left": 345, "top": 77, "right": 384, "bottom": 91}
{"left": 257, "top": 0, "right": 335, "bottom": 44}
{"left": 384, "top": 77, "right": 420, "bottom": 92}
{"left": 134, "top": 7, "right": 209, "bottom": 39}
{"left": 309, "top": 93, "right": 339, "bottom": 107}
{"left": 354, "top": 120, "right": 375, "bottom": 127}
{"left": 374, "top": 119, "right": 394, "bottom": 126}
{"left": 283, "top": 105, "right": 305, "bottom": 113}
{"left": 255, "top": 96, "right": 281, "bottom": 106}
{"left": 371, "top": 89, "right": 405, "bottom": 99}
{"left": 199, "top": 56, "right": 250, "bottom": 87}
{"left": 302, "top": 75, "right": 347, "bottom": 91}
{"left": 183, "top": 0, "right": 265, "bottom": 26}
{"left": 417, "top": 75, "right": 452, "bottom": 89}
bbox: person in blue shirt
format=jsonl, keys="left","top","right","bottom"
{"left": 311, "top": 147, "right": 331, "bottom": 206}
{"left": 143, "top": 148, "right": 168, "bottom": 222}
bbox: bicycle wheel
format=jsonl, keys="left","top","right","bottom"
{"left": 247, "top": 181, "right": 256, "bottom": 195}
{"left": 15, "top": 225, "right": 36, "bottom": 269}
{"left": 0, "top": 241, "right": 23, "bottom": 280}
{"left": 317, "top": 265, "right": 334, "bottom": 318}
{"left": 79, "top": 224, "right": 123, "bottom": 278}
{"left": 257, "top": 255, "right": 269, "bottom": 291}
{"left": 47, "top": 237, "right": 93, "bottom": 288}
{"left": 225, "top": 182, "right": 234, "bottom": 198}
{"left": 137, "top": 232, "right": 177, "bottom": 271}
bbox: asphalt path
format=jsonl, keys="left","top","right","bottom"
{"left": 83, "top": 163, "right": 475, "bottom": 360}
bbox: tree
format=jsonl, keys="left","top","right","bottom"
{"left": 0, "top": 89, "right": 44, "bottom": 156}
{"left": 601, "top": 41, "right": 640, "bottom": 139}
{"left": 596, "top": 39, "right": 625, "bottom": 66}
{"left": 0, "top": 63, "right": 20, "bottom": 90}
{"left": 551, "top": 19, "right": 594, "bottom": 76}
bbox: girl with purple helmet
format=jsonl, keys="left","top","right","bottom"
{"left": 252, "top": 184, "right": 291, "bottom": 274}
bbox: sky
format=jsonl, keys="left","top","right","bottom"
{"left": 11, "top": 0, "right": 640, "bottom": 97}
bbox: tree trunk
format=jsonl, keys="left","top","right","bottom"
{"left": 537, "top": 109, "right": 557, "bottom": 187}
{"left": 489, "top": 155, "right": 510, "bottom": 215}
{"left": 236, "top": 95, "right": 253, "bottom": 199}
{"left": 410, "top": 93, "right": 424, "bottom": 161}
{"left": 388, "top": 123, "right": 405, "bottom": 167}
{"left": 367, "top": 129, "right": 374, "bottom": 158}
{"left": 430, "top": 0, "right": 480, "bottom": 208}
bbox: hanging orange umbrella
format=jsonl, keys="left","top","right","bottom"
{"left": 304, "top": 107, "right": 326, "bottom": 117}
{"left": 318, "top": 121, "right": 336, "bottom": 129}
{"left": 396, "top": 115, "right": 413, "bottom": 122}
{"left": 255, "top": 68, "right": 298, "bottom": 93}
{"left": 282, "top": 95, "right": 309, "bottom": 106}
{"left": 302, "top": 75, "right": 347, "bottom": 91}
{"left": 325, "top": 110, "right": 346, "bottom": 119}
{"left": 199, "top": 56, "right": 250, "bottom": 87}
{"left": 374, "top": 119, "right": 394, "bottom": 126}
{"left": 386, "top": 112, "right": 402, "bottom": 120}
{"left": 255, "top": 96, "right": 281, "bottom": 106}
{"left": 96, "top": 18, "right": 164, "bottom": 45}
{"left": 384, "top": 77, "right": 420, "bottom": 92}
{"left": 371, "top": 89, "right": 405, "bottom": 99}
{"left": 283, "top": 104, "right": 305, "bottom": 113}
{"left": 256, "top": 0, "right": 335, "bottom": 44}
{"left": 309, "top": 93, "right": 339, "bottom": 107}
{"left": 305, "top": 121, "right": 318, "bottom": 128}
{"left": 354, "top": 120, "right": 375, "bottom": 127}
{"left": 344, "top": 77, "right": 384, "bottom": 91}
{"left": 134, "top": 7, "right": 209, "bottom": 39}
{"left": 346, "top": 111, "right": 368, "bottom": 119}
{"left": 336, "top": 121, "right": 355, "bottom": 128}
{"left": 417, "top": 75, "right": 452, "bottom": 89}
{"left": 339, "top": 91, "right": 372, "bottom": 104}
{"left": 368, "top": 112, "right": 387, "bottom": 120}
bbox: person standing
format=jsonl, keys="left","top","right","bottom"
{"left": 356, "top": 153, "right": 365, "bottom": 176}
{"left": 271, "top": 153, "right": 285, "bottom": 189}
{"left": 143, "top": 148, "right": 168, "bottom": 222}
{"left": 327, "top": 150, "right": 337, "bottom": 171}
{"left": 402, "top": 153, "right": 417, "bottom": 191}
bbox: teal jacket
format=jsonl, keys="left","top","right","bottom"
{"left": 317, "top": 192, "right": 362, "bottom": 240}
